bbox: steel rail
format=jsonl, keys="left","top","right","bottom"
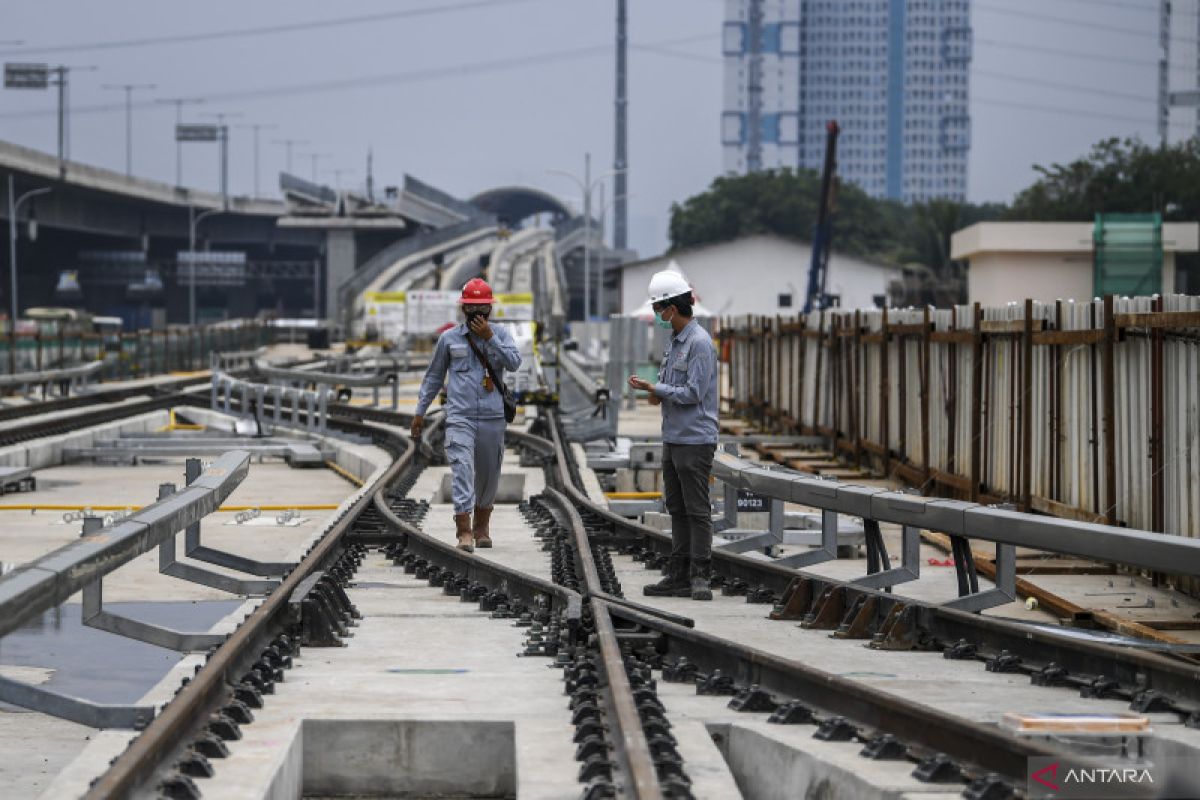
{"left": 604, "top": 601, "right": 1063, "bottom": 785}
{"left": 84, "top": 416, "right": 411, "bottom": 799}
{"left": 542, "top": 483, "right": 664, "bottom": 798}
{"left": 534, "top": 409, "right": 1200, "bottom": 710}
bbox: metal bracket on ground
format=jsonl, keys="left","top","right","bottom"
{"left": 851, "top": 522, "right": 920, "bottom": 591}
{"left": 942, "top": 541, "right": 1017, "bottom": 613}
{"left": 179, "top": 458, "right": 291, "bottom": 577}
{"left": 157, "top": 476, "right": 280, "bottom": 595}
{"left": 0, "top": 673, "right": 154, "bottom": 730}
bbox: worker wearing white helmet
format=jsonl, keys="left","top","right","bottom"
{"left": 628, "top": 269, "right": 719, "bottom": 601}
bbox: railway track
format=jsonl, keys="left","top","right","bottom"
{"left": 3, "top": 390, "right": 1200, "bottom": 797}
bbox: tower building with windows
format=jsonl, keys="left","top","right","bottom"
{"left": 722, "top": 0, "right": 972, "bottom": 202}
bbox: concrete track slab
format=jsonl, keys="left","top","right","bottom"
{"left": 196, "top": 555, "right": 580, "bottom": 800}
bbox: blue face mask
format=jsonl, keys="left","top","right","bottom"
{"left": 654, "top": 308, "right": 673, "bottom": 329}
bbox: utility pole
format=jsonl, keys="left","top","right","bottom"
{"left": 613, "top": 0, "right": 628, "bottom": 251}
{"left": 236, "top": 123, "right": 278, "bottom": 198}
{"left": 102, "top": 82, "right": 157, "bottom": 177}
{"left": 156, "top": 97, "right": 204, "bottom": 185}
{"left": 1158, "top": 0, "right": 1171, "bottom": 144}
{"left": 272, "top": 138, "right": 308, "bottom": 174}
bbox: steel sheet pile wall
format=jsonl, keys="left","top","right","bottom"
{"left": 722, "top": 294, "right": 1200, "bottom": 548}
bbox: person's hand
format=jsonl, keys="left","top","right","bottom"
{"left": 628, "top": 375, "right": 653, "bottom": 392}
{"left": 468, "top": 315, "right": 493, "bottom": 340}
{"left": 410, "top": 414, "right": 424, "bottom": 440}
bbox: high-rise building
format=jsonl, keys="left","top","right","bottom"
{"left": 722, "top": 0, "right": 972, "bottom": 202}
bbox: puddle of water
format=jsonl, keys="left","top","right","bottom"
{"left": 0, "top": 600, "right": 240, "bottom": 706}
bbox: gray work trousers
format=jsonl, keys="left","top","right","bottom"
{"left": 445, "top": 416, "right": 506, "bottom": 514}
{"left": 662, "top": 441, "right": 716, "bottom": 577}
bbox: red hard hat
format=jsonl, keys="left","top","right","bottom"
{"left": 460, "top": 278, "right": 495, "bottom": 305}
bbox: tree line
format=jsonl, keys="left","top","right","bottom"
{"left": 667, "top": 137, "right": 1200, "bottom": 302}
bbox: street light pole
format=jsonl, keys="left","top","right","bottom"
{"left": 102, "top": 83, "right": 157, "bottom": 177}
{"left": 7, "top": 175, "right": 52, "bottom": 324}
{"left": 272, "top": 138, "right": 309, "bottom": 175}
{"left": 547, "top": 155, "right": 617, "bottom": 321}
{"left": 187, "top": 206, "right": 220, "bottom": 326}
{"left": 237, "top": 123, "right": 278, "bottom": 198}
{"left": 156, "top": 97, "right": 204, "bottom": 186}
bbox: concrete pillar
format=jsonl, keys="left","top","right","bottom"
{"left": 325, "top": 229, "right": 356, "bottom": 323}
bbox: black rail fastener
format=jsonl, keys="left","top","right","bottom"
{"left": 221, "top": 699, "right": 254, "bottom": 725}
{"left": 662, "top": 657, "right": 699, "bottom": 683}
{"left": 233, "top": 682, "right": 264, "bottom": 709}
{"left": 728, "top": 684, "right": 780, "bottom": 713}
{"left": 175, "top": 748, "right": 215, "bottom": 778}
{"left": 962, "top": 773, "right": 1014, "bottom": 800}
{"left": 1131, "top": 690, "right": 1175, "bottom": 714}
{"left": 859, "top": 733, "right": 908, "bottom": 760}
{"left": 943, "top": 639, "right": 977, "bottom": 660}
{"left": 206, "top": 712, "right": 242, "bottom": 741}
{"left": 1031, "top": 662, "right": 1070, "bottom": 687}
{"left": 581, "top": 779, "right": 619, "bottom": 799}
{"left": 912, "top": 752, "right": 963, "bottom": 783}
{"left": 158, "top": 771, "right": 202, "bottom": 800}
{"left": 768, "top": 700, "right": 816, "bottom": 725}
{"left": 1080, "top": 675, "right": 1123, "bottom": 700}
{"left": 695, "top": 670, "right": 738, "bottom": 696}
{"left": 722, "top": 577, "right": 750, "bottom": 597}
{"left": 191, "top": 732, "right": 230, "bottom": 759}
{"left": 813, "top": 716, "right": 858, "bottom": 742}
{"left": 984, "top": 651, "right": 1023, "bottom": 673}
{"left": 578, "top": 753, "right": 615, "bottom": 783}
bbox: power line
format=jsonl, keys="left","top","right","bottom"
{"left": 975, "top": 37, "right": 1160, "bottom": 68}
{"left": 0, "top": 0, "right": 542, "bottom": 58}
{"left": 973, "top": 69, "right": 1155, "bottom": 104}
{"left": 974, "top": 95, "right": 1153, "bottom": 126}
{"left": 0, "top": 32, "right": 717, "bottom": 121}
{"left": 976, "top": 1, "right": 1198, "bottom": 47}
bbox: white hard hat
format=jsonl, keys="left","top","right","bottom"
{"left": 646, "top": 269, "right": 692, "bottom": 305}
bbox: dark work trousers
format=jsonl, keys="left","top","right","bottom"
{"left": 662, "top": 442, "right": 716, "bottom": 578}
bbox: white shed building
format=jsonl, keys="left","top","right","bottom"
{"left": 618, "top": 234, "right": 899, "bottom": 316}
{"left": 951, "top": 221, "right": 1200, "bottom": 306}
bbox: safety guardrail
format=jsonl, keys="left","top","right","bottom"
{"left": 0, "top": 359, "right": 104, "bottom": 395}
{"left": 212, "top": 371, "right": 330, "bottom": 433}
{"left": 711, "top": 449, "right": 1200, "bottom": 611}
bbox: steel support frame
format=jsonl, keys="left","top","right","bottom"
{"left": 941, "top": 540, "right": 1017, "bottom": 613}
{"left": 0, "top": 673, "right": 154, "bottom": 730}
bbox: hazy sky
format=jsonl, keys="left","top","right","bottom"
{"left": 2, "top": 0, "right": 1196, "bottom": 256}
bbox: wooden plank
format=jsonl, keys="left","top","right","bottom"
{"left": 920, "top": 532, "right": 1188, "bottom": 644}
{"left": 930, "top": 468, "right": 972, "bottom": 493}
{"left": 860, "top": 438, "right": 887, "bottom": 456}
{"left": 1028, "top": 495, "right": 1109, "bottom": 524}
{"left": 1115, "top": 310, "right": 1200, "bottom": 330}
{"left": 861, "top": 332, "right": 884, "bottom": 344}
{"left": 1033, "top": 329, "right": 1104, "bottom": 346}
{"left": 890, "top": 460, "right": 925, "bottom": 486}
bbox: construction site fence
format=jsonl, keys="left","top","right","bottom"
{"left": 720, "top": 294, "right": 1200, "bottom": 545}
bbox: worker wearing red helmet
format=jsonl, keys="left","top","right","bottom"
{"left": 412, "top": 278, "right": 522, "bottom": 551}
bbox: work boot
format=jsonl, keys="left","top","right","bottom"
{"left": 472, "top": 507, "right": 493, "bottom": 548}
{"left": 454, "top": 512, "right": 474, "bottom": 553}
{"left": 643, "top": 556, "right": 689, "bottom": 597}
{"left": 690, "top": 560, "right": 713, "bottom": 601}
